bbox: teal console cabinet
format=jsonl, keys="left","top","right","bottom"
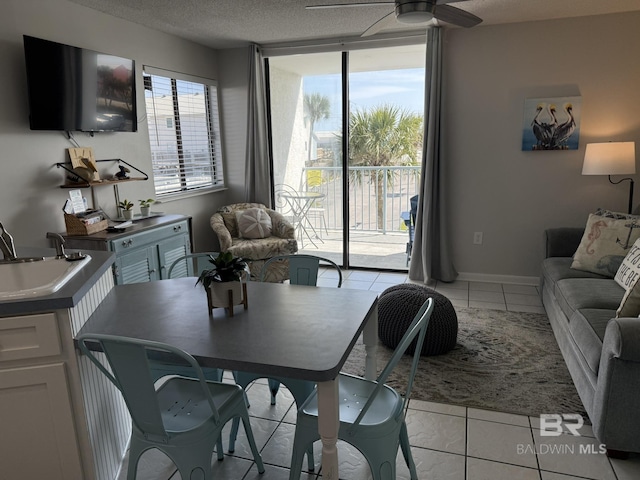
{"left": 63, "top": 214, "right": 193, "bottom": 285}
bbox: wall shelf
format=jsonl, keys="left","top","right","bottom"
{"left": 55, "top": 158, "right": 148, "bottom": 188}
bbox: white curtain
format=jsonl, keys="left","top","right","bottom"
{"left": 244, "top": 44, "right": 273, "bottom": 206}
{"left": 409, "top": 27, "right": 458, "bottom": 283}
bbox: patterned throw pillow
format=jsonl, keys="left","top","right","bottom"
{"left": 236, "top": 208, "right": 272, "bottom": 239}
{"left": 571, "top": 213, "right": 640, "bottom": 277}
{"left": 614, "top": 239, "right": 640, "bottom": 317}
{"left": 594, "top": 208, "right": 638, "bottom": 220}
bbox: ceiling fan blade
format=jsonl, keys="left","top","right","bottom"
{"left": 433, "top": 4, "right": 482, "bottom": 28}
{"left": 306, "top": 2, "right": 394, "bottom": 9}
{"left": 361, "top": 10, "right": 397, "bottom": 37}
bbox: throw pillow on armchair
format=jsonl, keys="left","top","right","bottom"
{"left": 210, "top": 203, "right": 297, "bottom": 282}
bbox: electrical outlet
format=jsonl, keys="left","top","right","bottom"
{"left": 473, "top": 232, "right": 483, "bottom": 245}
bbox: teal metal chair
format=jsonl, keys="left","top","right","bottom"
{"left": 260, "top": 253, "right": 342, "bottom": 287}
{"left": 288, "top": 297, "right": 434, "bottom": 480}
{"left": 156, "top": 252, "right": 226, "bottom": 384}
{"left": 167, "top": 253, "right": 285, "bottom": 451}
{"left": 77, "top": 334, "right": 265, "bottom": 480}
{"left": 228, "top": 254, "right": 343, "bottom": 463}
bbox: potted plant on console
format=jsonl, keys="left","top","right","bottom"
{"left": 138, "top": 198, "right": 155, "bottom": 217}
{"left": 118, "top": 199, "right": 134, "bottom": 220}
{"left": 196, "top": 252, "right": 249, "bottom": 316}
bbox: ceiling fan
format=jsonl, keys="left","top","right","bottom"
{"left": 306, "top": 0, "right": 482, "bottom": 37}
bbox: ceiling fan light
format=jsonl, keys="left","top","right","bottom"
{"left": 395, "top": 2, "right": 436, "bottom": 24}
{"left": 397, "top": 11, "right": 433, "bottom": 23}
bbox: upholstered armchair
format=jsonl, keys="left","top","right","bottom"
{"left": 210, "top": 203, "right": 298, "bottom": 282}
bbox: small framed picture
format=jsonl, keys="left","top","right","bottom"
{"left": 522, "top": 96, "right": 581, "bottom": 151}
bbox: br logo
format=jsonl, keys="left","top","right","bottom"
{"left": 540, "top": 414, "right": 584, "bottom": 436}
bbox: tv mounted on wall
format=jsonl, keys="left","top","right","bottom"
{"left": 23, "top": 35, "right": 137, "bottom": 133}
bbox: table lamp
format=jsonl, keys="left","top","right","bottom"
{"left": 582, "top": 142, "right": 637, "bottom": 214}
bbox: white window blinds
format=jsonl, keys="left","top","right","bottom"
{"left": 143, "top": 67, "right": 224, "bottom": 197}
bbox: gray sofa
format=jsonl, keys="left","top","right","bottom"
{"left": 541, "top": 228, "right": 640, "bottom": 457}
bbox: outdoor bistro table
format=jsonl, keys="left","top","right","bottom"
{"left": 279, "top": 190, "right": 326, "bottom": 248}
{"left": 77, "top": 278, "right": 379, "bottom": 480}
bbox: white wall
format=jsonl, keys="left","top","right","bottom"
{"left": 0, "top": 0, "right": 235, "bottom": 252}
{"left": 443, "top": 12, "right": 640, "bottom": 281}
{"left": 269, "top": 65, "right": 308, "bottom": 189}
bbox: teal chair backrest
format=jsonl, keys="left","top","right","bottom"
{"left": 260, "top": 254, "right": 342, "bottom": 287}
{"left": 348, "top": 297, "right": 434, "bottom": 434}
{"left": 77, "top": 334, "right": 220, "bottom": 438}
{"left": 166, "top": 252, "right": 221, "bottom": 279}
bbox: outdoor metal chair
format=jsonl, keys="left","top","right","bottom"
{"left": 304, "top": 169, "right": 329, "bottom": 237}
{"left": 288, "top": 297, "right": 434, "bottom": 480}
{"left": 402, "top": 195, "right": 418, "bottom": 266}
{"left": 77, "top": 334, "right": 265, "bottom": 480}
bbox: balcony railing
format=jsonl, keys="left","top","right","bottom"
{"left": 298, "top": 165, "right": 421, "bottom": 234}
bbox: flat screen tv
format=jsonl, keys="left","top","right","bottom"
{"left": 23, "top": 35, "right": 137, "bottom": 132}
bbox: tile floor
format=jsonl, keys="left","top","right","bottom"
{"left": 118, "top": 271, "right": 640, "bottom": 480}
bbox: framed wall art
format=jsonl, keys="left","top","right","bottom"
{"left": 522, "top": 96, "right": 581, "bottom": 151}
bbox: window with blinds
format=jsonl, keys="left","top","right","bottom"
{"left": 143, "top": 67, "right": 224, "bottom": 197}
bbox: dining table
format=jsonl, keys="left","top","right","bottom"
{"left": 77, "top": 277, "right": 379, "bottom": 480}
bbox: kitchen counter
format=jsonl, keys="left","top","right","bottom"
{"left": 0, "top": 246, "right": 115, "bottom": 316}
{"left": 0, "top": 245, "right": 118, "bottom": 479}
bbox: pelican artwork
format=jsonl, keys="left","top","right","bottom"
{"left": 550, "top": 103, "right": 576, "bottom": 149}
{"left": 523, "top": 97, "right": 581, "bottom": 151}
{"left": 531, "top": 103, "right": 556, "bottom": 149}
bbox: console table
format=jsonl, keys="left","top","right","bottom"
{"left": 63, "top": 214, "right": 193, "bottom": 285}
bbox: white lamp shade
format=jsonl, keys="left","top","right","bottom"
{"left": 582, "top": 142, "right": 636, "bottom": 175}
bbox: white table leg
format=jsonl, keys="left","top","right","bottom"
{"left": 363, "top": 303, "right": 378, "bottom": 380}
{"left": 316, "top": 379, "right": 339, "bottom": 480}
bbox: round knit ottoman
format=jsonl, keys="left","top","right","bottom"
{"left": 378, "top": 284, "right": 458, "bottom": 355}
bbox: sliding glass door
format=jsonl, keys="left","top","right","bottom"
{"left": 268, "top": 52, "right": 344, "bottom": 265}
{"left": 268, "top": 42, "right": 425, "bottom": 270}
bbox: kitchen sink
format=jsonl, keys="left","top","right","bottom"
{"left": 0, "top": 255, "right": 91, "bottom": 300}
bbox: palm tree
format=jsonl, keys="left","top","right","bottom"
{"left": 349, "top": 104, "right": 423, "bottom": 230}
{"left": 304, "top": 93, "right": 331, "bottom": 162}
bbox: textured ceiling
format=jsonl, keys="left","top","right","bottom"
{"left": 69, "top": 0, "right": 640, "bottom": 49}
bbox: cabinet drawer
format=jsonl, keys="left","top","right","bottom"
{"left": 0, "top": 313, "right": 61, "bottom": 362}
{"left": 111, "top": 220, "right": 190, "bottom": 253}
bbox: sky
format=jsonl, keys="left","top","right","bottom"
{"left": 304, "top": 68, "right": 425, "bottom": 131}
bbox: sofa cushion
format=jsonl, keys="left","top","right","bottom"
{"left": 236, "top": 208, "right": 272, "bottom": 239}
{"left": 568, "top": 309, "right": 614, "bottom": 375}
{"left": 614, "top": 238, "right": 640, "bottom": 317}
{"left": 555, "top": 278, "right": 624, "bottom": 320}
{"left": 541, "top": 257, "right": 609, "bottom": 299}
{"left": 542, "top": 257, "right": 608, "bottom": 284}
{"left": 571, "top": 213, "right": 640, "bottom": 277}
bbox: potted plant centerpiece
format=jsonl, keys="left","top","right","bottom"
{"left": 118, "top": 199, "right": 134, "bottom": 220}
{"left": 196, "top": 252, "right": 249, "bottom": 315}
{"left": 138, "top": 198, "right": 155, "bottom": 217}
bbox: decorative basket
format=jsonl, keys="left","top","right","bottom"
{"left": 64, "top": 213, "right": 108, "bottom": 236}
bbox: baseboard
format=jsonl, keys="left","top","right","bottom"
{"left": 456, "top": 272, "right": 539, "bottom": 286}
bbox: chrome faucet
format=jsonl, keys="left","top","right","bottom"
{"left": 46, "top": 232, "right": 67, "bottom": 259}
{"left": 0, "top": 223, "right": 17, "bottom": 261}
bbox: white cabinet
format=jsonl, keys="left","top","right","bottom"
{"left": 0, "top": 314, "right": 84, "bottom": 479}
